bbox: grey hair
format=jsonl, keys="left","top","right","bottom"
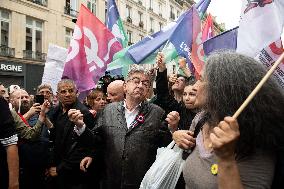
{"left": 57, "top": 79, "right": 77, "bottom": 92}
{"left": 37, "top": 83, "right": 53, "bottom": 94}
{"left": 127, "top": 65, "right": 151, "bottom": 80}
{"left": 204, "top": 51, "right": 284, "bottom": 158}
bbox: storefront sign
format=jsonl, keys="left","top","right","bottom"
{"left": 0, "top": 63, "right": 23, "bottom": 73}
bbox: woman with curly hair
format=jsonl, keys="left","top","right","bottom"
{"left": 170, "top": 51, "right": 284, "bottom": 188}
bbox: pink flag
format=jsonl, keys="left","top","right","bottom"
{"left": 63, "top": 5, "right": 122, "bottom": 97}
{"left": 202, "top": 13, "right": 214, "bottom": 42}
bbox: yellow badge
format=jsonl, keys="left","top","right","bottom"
{"left": 211, "top": 164, "right": 218, "bottom": 175}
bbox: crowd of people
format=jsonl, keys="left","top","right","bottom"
{"left": 0, "top": 51, "right": 284, "bottom": 189}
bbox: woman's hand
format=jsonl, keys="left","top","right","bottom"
{"left": 210, "top": 116, "right": 240, "bottom": 161}
{"left": 173, "top": 130, "right": 196, "bottom": 150}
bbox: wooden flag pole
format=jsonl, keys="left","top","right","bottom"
{"left": 232, "top": 51, "right": 284, "bottom": 119}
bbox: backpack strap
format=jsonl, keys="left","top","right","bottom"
{"left": 182, "top": 113, "right": 209, "bottom": 160}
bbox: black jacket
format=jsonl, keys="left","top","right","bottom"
{"left": 49, "top": 99, "right": 101, "bottom": 174}
{"left": 155, "top": 69, "right": 196, "bottom": 130}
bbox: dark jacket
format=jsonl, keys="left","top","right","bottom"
{"left": 0, "top": 97, "right": 17, "bottom": 189}
{"left": 49, "top": 99, "right": 101, "bottom": 175}
{"left": 155, "top": 69, "right": 196, "bottom": 130}
{"left": 96, "top": 101, "right": 171, "bottom": 189}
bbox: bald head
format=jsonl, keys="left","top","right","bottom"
{"left": 10, "top": 89, "right": 30, "bottom": 113}
{"left": 107, "top": 80, "right": 125, "bottom": 102}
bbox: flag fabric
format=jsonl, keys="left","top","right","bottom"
{"left": 203, "top": 27, "right": 238, "bottom": 56}
{"left": 127, "top": 12, "right": 187, "bottom": 64}
{"left": 195, "top": 0, "right": 211, "bottom": 18}
{"left": 202, "top": 13, "right": 214, "bottom": 42}
{"left": 190, "top": 7, "right": 206, "bottom": 76}
{"left": 107, "top": 0, "right": 128, "bottom": 48}
{"left": 237, "top": 0, "right": 284, "bottom": 57}
{"left": 169, "top": 8, "right": 195, "bottom": 72}
{"left": 255, "top": 39, "right": 284, "bottom": 89}
{"left": 63, "top": 5, "right": 122, "bottom": 98}
{"left": 109, "top": 0, "right": 211, "bottom": 75}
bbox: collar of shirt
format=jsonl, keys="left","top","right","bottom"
{"left": 123, "top": 101, "right": 142, "bottom": 129}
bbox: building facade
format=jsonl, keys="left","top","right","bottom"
{"left": 0, "top": 0, "right": 224, "bottom": 93}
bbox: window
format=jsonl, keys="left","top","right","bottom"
{"left": 70, "top": 0, "right": 77, "bottom": 11}
{"left": 65, "top": 0, "right": 78, "bottom": 17}
{"left": 27, "top": 0, "right": 47, "bottom": 7}
{"left": 138, "top": 11, "right": 143, "bottom": 22}
{"left": 138, "top": 12, "right": 143, "bottom": 27}
{"left": 140, "top": 35, "right": 144, "bottom": 40}
{"left": 65, "top": 28, "right": 73, "bottom": 48}
{"left": 126, "top": 6, "right": 132, "bottom": 18}
{"left": 149, "top": 0, "right": 153, "bottom": 9}
{"left": 150, "top": 17, "right": 153, "bottom": 31}
{"left": 87, "top": 0, "right": 96, "bottom": 14}
{"left": 0, "top": 9, "right": 10, "bottom": 46}
{"left": 177, "top": 10, "right": 180, "bottom": 18}
{"left": 105, "top": 0, "right": 108, "bottom": 24}
{"left": 26, "top": 17, "right": 43, "bottom": 53}
{"left": 158, "top": 3, "right": 162, "bottom": 15}
{"left": 127, "top": 30, "right": 132, "bottom": 43}
{"left": 159, "top": 22, "right": 163, "bottom": 30}
{"left": 170, "top": 6, "right": 175, "bottom": 19}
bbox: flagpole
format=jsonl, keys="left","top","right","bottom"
{"left": 232, "top": 52, "right": 284, "bottom": 119}
{"left": 153, "top": 40, "right": 170, "bottom": 70}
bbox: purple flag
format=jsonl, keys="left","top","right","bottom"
{"left": 203, "top": 27, "right": 238, "bottom": 56}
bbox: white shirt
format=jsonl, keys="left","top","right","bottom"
{"left": 123, "top": 101, "right": 141, "bottom": 129}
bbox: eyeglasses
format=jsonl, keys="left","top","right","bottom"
{"left": 59, "top": 89, "right": 75, "bottom": 95}
{"left": 128, "top": 77, "right": 150, "bottom": 88}
{"left": 39, "top": 91, "right": 52, "bottom": 95}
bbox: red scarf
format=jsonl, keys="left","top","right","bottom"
{"left": 17, "top": 112, "right": 31, "bottom": 128}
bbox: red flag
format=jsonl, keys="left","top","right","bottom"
{"left": 202, "top": 13, "right": 214, "bottom": 42}
{"left": 63, "top": 5, "right": 122, "bottom": 97}
{"left": 191, "top": 10, "right": 205, "bottom": 77}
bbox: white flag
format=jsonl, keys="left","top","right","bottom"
{"left": 237, "top": 0, "right": 284, "bottom": 57}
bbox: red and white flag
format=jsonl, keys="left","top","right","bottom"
{"left": 63, "top": 5, "right": 122, "bottom": 97}
{"left": 237, "top": 0, "right": 284, "bottom": 57}
{"left": 255, "top": 39, "right": 284, "bottom": 89}
{"left": 202, "top": 13, "right": 214, "bottom": 42}
{"left": 191, "top": 8, "right": 205, "bottom": 77}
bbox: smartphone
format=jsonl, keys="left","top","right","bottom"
{"left": 35, "top": 95, "right": 44, "bottom": 105}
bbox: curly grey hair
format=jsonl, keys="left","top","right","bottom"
{"left": 37, "top": 83, "right": 53, "bottom": 94}
{"left": 127, "top": 65, "right": 151, "bottom": 80}
{"left": 204, "top": 51, "right": 284, "bottom": 158}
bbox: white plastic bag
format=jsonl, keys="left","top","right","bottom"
{"left": 139, "top": 141, "right": 185, "bottom": 189}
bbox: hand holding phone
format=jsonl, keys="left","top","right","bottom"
{"left": 35, "top": 95, "right": 44, "bottom": 105}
